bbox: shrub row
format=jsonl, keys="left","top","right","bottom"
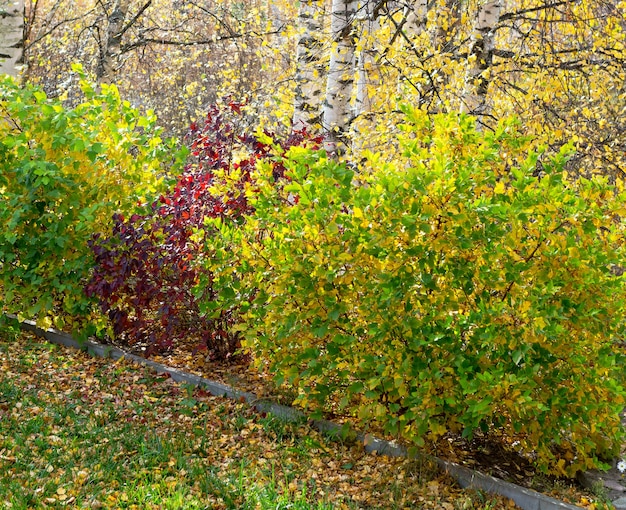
{"left": 2, "top": 78, "right": 625, "bottom": 475}
{"left": 204, "top": 109, "right": 626, "bottom": 476}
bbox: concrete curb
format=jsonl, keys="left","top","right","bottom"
{"left": 16, "top": 319, "right": 583, "bottom": 510}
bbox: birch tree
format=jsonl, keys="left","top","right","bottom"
{"left": 292, "top": 0, "right": 326, "bottom": 131}
{"left": 354, "top": 0, "right": 380, "bottom": 119}
{"left": 23, "top": 0, "right": 626, "bottom": 175}
{"left": 0, "top": 0, "right": 24, "bottom": 77}
{"left": 97, "top": 0, "right": 132, "bottom": 83}
{"left": 23, "top": 0, "right": 295, "bottom": 135}
{"left": 460, "top": 0, "right": 503, "bottom": 120}
{"left": 322, "top": 0, "right": 357, "bottom": 154}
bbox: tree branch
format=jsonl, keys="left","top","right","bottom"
{"left": 499, "top": 1, "right": 570, "bottom": 22}
{"left": 120, "top": 27, "right": 285, "bottom": 54}
{"left": 117, "top": 0, "right": 152, "bottom": 40}
{"left": 189, "top": 0, "right": 237, "bottom": 37}
{"left": 24, "top": 10, "right": 96, "bottom": 51}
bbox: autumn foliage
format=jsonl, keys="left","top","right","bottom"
{"left": 0, "top": 72, "right": 181, "bottom": 332}
{"left": 1, "top": 68, "right": 625, "bottom": 477}
{"left": 86, "top": 102, "right": 321, "bottom": 358}
{"left": 204, "top": 108, "right": 626, "bottom": 476}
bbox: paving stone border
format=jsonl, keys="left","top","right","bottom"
{"left": 15, "top": 319, "right": 583, "bottom": 510}
{"left": 578, "top": 469, "right": 626, "bottom": 509}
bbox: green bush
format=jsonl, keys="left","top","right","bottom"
{"left": 0, "top": 70, "right": 184, "bottom": 333}
{"left": 205, "top": 109, "right": 626, "bottom": 475}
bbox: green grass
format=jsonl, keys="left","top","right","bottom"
{"left": 0, "top": 329, "right": 524, "bottom": 509}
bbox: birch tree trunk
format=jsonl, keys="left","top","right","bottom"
{"left": 97, "top": 0, "right": 130, "bottom": 83}
{"left": 0, "top": 0, "right": 24, "bottom": 77}
{"left": 351, "top": 0, "right": 382, "bottom": 153}
{"left": 460, "top": 0, "right": 503, "bottom": 120}
{"left": 292, "top": 0, "right": 326, "bottom": 132}
{"left": 354, "top": 0, "right": 379, "bottom": 118}
{"left": 403, "top": 0, "right": 428, "bottom": 42}
{"left": 323, "top": 0, "right": 357, "bottom": 155}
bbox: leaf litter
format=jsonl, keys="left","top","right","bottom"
{"left": 149, "top": 339, "right": 609, "bottom": 509}
{"left": 0, "top": 330, "right": 604, "bottom": 508}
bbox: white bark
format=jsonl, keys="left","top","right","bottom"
{"left": 323, "top": 0, "right": 357, "bottom": 155}
{"left": 97, "top": 0, "right": 130, "bottom": 83}
{"left": 292, "top": 0, "right": 326, "bottom": 132}
{"left": 354, "top": 0, "right": 379, "bottom": 118}
{"left": 460, "top": 0, "right": 503, "bottom": 119}
{"left": 403, "top": 0, "right": 428, "bottom": 42}
{"left": 0, "top": 0, "right": 24, "bottom": 77}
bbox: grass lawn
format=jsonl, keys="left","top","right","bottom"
{"left": 0, "top": 326, "right": 598, "bottom": 509}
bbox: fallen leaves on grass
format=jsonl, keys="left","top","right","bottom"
{"left": 0, "top": 331, "right": 517, "bottom": 509}
{"left": 150, "top": 338, "right": 610, "bottom": 510}
{"left": 0, "top": 331, "right": 604, "bottom": 509}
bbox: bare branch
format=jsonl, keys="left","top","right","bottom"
{"left": 117, "top": 0, "right": 152, "bottom": 39}
{"left": 25, "top": 10, "right": 96, "bottom": 51}
{"left": 120, "top": 27, "right": 285, "bottom": 53}
{"left": 499, "top": 1, "right": 570, "bottom": 22}
{"left": 188, "top": 0, "right": 237, "bottom": 37}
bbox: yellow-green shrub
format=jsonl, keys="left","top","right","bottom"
{"left": 205, "top": 109, "right": 626, "bottom": 475}
{"left": 0, "top": 71, "right": 183, "bottom": 333}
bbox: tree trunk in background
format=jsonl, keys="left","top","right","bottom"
{"left": 323, "top": 0, "right": 357, "bottom": 155}
{"left": 354, "top": 0, "right": 379, "bottom": 118}
{"left": 433, "top": 0, "right": 461, "bottom": 51}
{"left": 97, "top": 0, "right": 130, "bottom": 83}
{"left": 403, "top": 0, "right": 428, "bottom": 41}
{"left": 460, "top": 0, "right": 503, "bottom": 121}
{"left": 351, "top": 0, "right": 381, "bottom": 153}
{"left": 0, "top": 0, "right": 24, "bottom": 77}
{"left": 292, "top": 0, "right": 326, "bottom": 131}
